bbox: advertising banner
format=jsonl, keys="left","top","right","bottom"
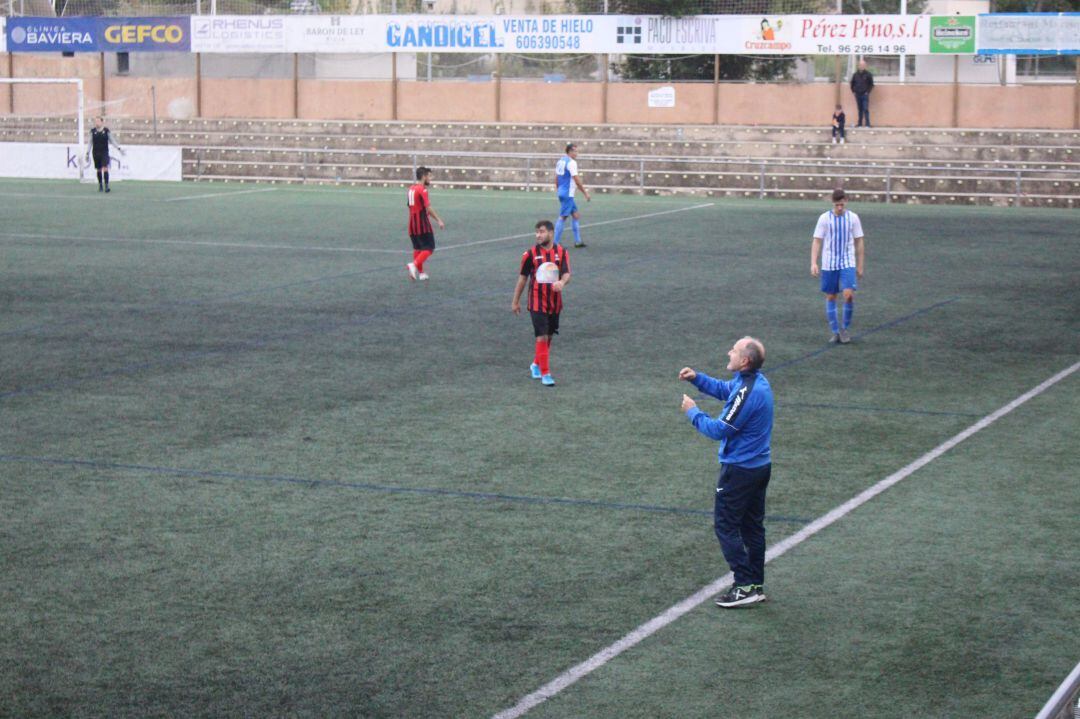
{"left": 715, "top": 14, "right": 933, "bottom": 55}
{"left": 6, "top": 17, "right": 100, "bottom": 53}
{"left": 190, "top": 15, "right": 287, "bottom": 52}
{"left": 13, "top": 13, "right": 1077, "bottom": 55}
{"left": 0, "top": 18, "right": 6, "bottom": 54}
{"left": 364, "top": 14, "right": 942, "bottom": 55}
{"left": 977, "top": 13, "right": 1080, "bottom": 55}
{"left": 929, "top": 16, "right": 976, "bottom": 54}
{"left": 1061, "top": 13, "right": 1080, "bottom": 54}
{"left": 287, "top": 15, "right": 377, "bottom": 53}
{"left": 379, "top": 15, "right": 608, "bottom": 53}
{"left": 98, "top": 17, "right": 190, "bottom": 52}
{"left": 5, "top": 16, "right": 189, "bottom": 52}
{"left": 0, "top": 143, "right": 183, "bottom": 182}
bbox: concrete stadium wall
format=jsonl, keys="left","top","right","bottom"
{"left": 500, "top": 81, "right": 605, "bottom": 124}
{"left": 298, "top": 80, "right": 393, "bottom": 120}
{"left": 957, "top": 84, "right": 1077, "bottom": 129}
{"left": 3, "top": 53, "right": 1078, "bottom": 129}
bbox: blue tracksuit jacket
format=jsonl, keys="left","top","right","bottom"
{"left": 685, "top": 370, "right": 774, "bottom": 468}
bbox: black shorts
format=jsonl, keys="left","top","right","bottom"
{"left": 530, "top": 310, "right": 560, "bottom": 337}
{"left": 410, "top": 233, "right": 435, "bottom": 251}
{"left": 92, "top": 151, "right": 109, "bottom": 170}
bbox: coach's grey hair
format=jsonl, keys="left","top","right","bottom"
{"left": 740, "top": 336, "right": 766, "bottom": 371}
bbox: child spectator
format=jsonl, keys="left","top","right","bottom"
{"left": 831, "top": 105, "right": 846, "bottom": 144}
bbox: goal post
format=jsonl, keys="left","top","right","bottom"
{"left": 0, "top": 77, "right": 86, "bottom": 181}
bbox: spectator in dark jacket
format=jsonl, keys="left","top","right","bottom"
{"left": 850, "top": 60, "right": 874, "bottom": 128}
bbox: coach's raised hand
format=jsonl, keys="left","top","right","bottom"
{"left": 678, "top": 367, "right": 697, "bottom": 381}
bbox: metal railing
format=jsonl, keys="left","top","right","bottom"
{"left": 183, "top": 146, "right": 1080, "bottom": 203}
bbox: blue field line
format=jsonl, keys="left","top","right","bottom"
{"left": 0, "top": 254, "right": 661, "bottom": 402}
{"left": 767, "top": 296, "right": 962, "bottom": 373}
{"left": 0, "top": 454, "right": 811, "bottom": 524}
{"left": 0, "top": 285, "right": 504, "bottom": 400}
{"left": 0, "top": 259, "right": 408, "bottom": 340}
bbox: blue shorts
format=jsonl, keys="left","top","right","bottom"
{"left": 558, "top": 195, "right": 578, "bottom": 218}
{"left": 820, "top": 267, "right": 857, "bottom": 294}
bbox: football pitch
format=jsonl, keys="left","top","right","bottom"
{"left": 1, "top": 178, "right": 1077, "bottom": 718}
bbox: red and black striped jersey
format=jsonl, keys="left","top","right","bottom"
{"left": 519, "top": 243, "right": 570, "bottom": 314}
{"left": 407, "top": 183, "right": 432, "bottom": 236}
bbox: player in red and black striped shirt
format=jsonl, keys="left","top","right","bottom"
{"left": 511, "top": 220, "right": 572, "bottom": 387}
{"left": 406, "top": 166, "right": 445, "bottom": 281}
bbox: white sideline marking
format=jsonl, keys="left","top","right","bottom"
{"left": 440, "top": 203, "right": 715, "bottom": 252}
{"left": 163, "top": 187, "right": 278, "bottom": 202}
{"left": 492, "top": 360, "right": 1080, "bottom": 719}
{"left": 0, "top": 203, "right": 714, "bottom": 255}
{"left": 1035, "top": 660, "right": 1080, "bottom": 719}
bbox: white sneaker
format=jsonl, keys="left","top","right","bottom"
{"left": 840, "top": 138, "right": 845, "bottom": 144}
{"left": 832, "top": 137, "right": 837, "bottom": 144}
{"left": 418, "top": 272, "right": 429, "bottom": 281}
{"left": 406, "top": 262, "right": 418, "bottom": 281}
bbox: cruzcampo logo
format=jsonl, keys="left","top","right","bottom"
{"left": 930, "top": 15, "right": 975, "bottom": 54}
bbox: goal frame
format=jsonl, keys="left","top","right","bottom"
{"left": 0, "top": 77, "right": 86, "bottom": 181}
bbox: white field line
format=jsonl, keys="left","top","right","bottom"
{"left": 1035, "top": 660, "right": 1080, "bottom": 719}
{"left": 0, "top": 191, "right": 104, "bottom": 200}
{"left": 163, "top": 187, "right": 278, "bottom": 202}
{"left": 0, "top": 203, "right": 714, "bottom": 255}
{"left": 492, "top": 360, "right": 1080, "bottom": 719}
{"left": 0, "top": 232, "right": 405, "bottom": 254}
{"left": 439, "top": 202, "right": 715, "bottom": 251}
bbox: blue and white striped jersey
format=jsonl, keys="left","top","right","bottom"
{"left": 555, "top": 156, "right": 578, "bottom": 198}
{"left": 814, "top": 210, "right": 864, "bottom": 270}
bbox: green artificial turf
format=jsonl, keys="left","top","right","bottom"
{"left": 1, "top": 179, "right": 1077, "bottom": 717}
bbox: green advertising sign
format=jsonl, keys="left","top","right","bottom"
{"left": 930, "top": 15, "right": 976, "bottom": 54}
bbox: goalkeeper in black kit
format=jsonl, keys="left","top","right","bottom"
{"left": 86, "top": 116, "right": 124, "bottom": 193}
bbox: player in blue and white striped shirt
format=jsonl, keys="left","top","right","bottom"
{"left": 811, "top": 189, "right": 865, "bottom": 344}
{"left": 554, "top": 143, "right": 590, "bottom": 247}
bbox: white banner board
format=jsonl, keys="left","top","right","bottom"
{"left": 8, "top": 13, "right": 1079, "bottom": 55}
{"left": 647, "top": 86, "right": 676, "bottom": 108}
{"left": 0, "top": 143, "right": 183, "bottom": 181}
{"left": 374, "top": 14, "right": 935, "bottom": 55}
{"left": 0, "top": 18, "right": 6, "bottom": 53}
{"left": 977, "top": 13, "right": 1080, "bottom": 55}
{"left": 190, "top": 15, "right": 287, "bottom": 52}
{"left": 287, "top": 15, "right": 376, "bottom": 53}
{"left": 185, "top": 13, "right": 943, "bottom": 55}
{"left": 389, "top": 13, "right": 939, "bottom": 55}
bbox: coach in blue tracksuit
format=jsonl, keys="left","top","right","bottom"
{"left": 679, "top": 336, "right": 774, "bottom": 608}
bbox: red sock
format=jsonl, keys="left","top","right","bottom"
{"left": 411, "top": 250, "right": 419, "bottom": 264}
{"left": 536, "top": 339, "right": 550, "bottom": 375}
{"left": 415, "top": 250, "right": 432, "bottom": 272}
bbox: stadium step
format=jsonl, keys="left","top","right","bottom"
{"left": 3, "top": 116, "right": 1078, "bottom": 207}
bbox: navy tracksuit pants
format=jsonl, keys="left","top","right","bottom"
{"left": 714, "top": 463, "right": 771, "bottom": 587}
{"left": 855, "top": 93, "right": 871, "bottom": 126}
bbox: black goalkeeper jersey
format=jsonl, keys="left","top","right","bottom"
{"left": 90, "top": 127, "right": 111, "bottom": 155}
